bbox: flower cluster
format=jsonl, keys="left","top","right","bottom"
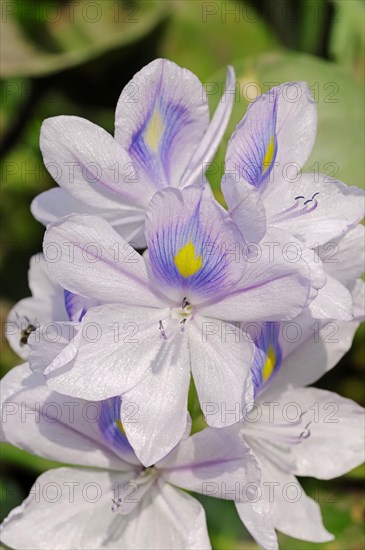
{"left": 1, "top": 59, "right": 364, "bottom": 550}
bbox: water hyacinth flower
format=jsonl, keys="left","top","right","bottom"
{"left": 221, "top": 81, "right": 365, "bottom": 321}
{"left": 31, "top": 59, "right": 235, "bottom": 248}
{"left": 31, "top": 185, "right": 313, "bottom": 466}
{"left": 231, "top": 282, "right": 365, "bottom": 550}
{"left": 223, "top": 81, "right": 364, "bottom": 246}
{"left": 0, "top": 364, "right": 260, "bottom": 550}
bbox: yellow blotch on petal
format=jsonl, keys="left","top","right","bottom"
{"left": 144, "top": 107, "right": 164, "bottom": 152}
{"left": 116, "top": 420, "right": 126, "bottom": 436}
{"left": 262, "top": 135, "right": 275, "bottom": 173}
{"left": 174, "top": 241, "right": 203, "bottom": 278}
{"left": 262, "top": 345, "right": 276, "bottom": 382}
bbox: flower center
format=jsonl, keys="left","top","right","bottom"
{"left": 171, "top": 297, "right": 193, "bottom": 329}
{"left": 111, "top": 467, "right": 158, "bottom": 514}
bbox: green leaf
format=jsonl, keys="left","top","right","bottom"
{"left": 1, "top": 0, "right": 170, "bottom": 77}
{"left": 207, "top": 52, "right": 364, "bottom": 192}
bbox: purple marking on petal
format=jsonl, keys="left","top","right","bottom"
{"left": 148, "top": 193, "right": 233, "bottom": 299}
{"left": 228, "top": 89, "right": 279, "bottom": 189}
{"left": 64, "top": 290, "right": 90, "bottom": 321}
{"left": 251, "top": 322, "right": 282, "bottom": 397}
{"left": 98, "top": 397, "right": 134, "bottom": 454}
{"left": 129, "top": 86, "right": 191, "bottom": 188}
{"left": 164, "top": 456, "right": 244, "bottom": 472}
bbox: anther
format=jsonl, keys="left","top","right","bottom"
{"left": 159, "top": 320, "right": 167, "bottom": 340}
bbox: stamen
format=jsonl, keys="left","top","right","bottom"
{"left": 248, "top": 410, "right": 313, "bottom": 447}
{"left": 299, "top": 422, "right": 311, "bottom": 440}
{"left": 271, "top": 193, "right": 319, "bottom": 222}
{"left": 111, "top": 467, "right": 157, "bottom": 513}
{"left": 111, "top": 498, "right": 122, "bottom": 513}
{"left": 303, "top": 192, "right": 319, "bottom": 206}
{"left": 159, "top": 320, "right": 167, "bottom": 340}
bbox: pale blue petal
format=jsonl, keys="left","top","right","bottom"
{"left": 225, "top": 82, "right": 317, "bottom": 190}
{"left": 145, "top": 186, "right": 244, "bottom": 303}
{"left": 115, "top": 59, "right": 210, "bottom": 190}
{"left": 180, "top": 66, "right": 236, "bottom": 188}
{"left": 226, "top": 87, "right": 279, "bottom": 188}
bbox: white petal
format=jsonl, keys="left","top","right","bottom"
{"left": 32, "top": 189, "right": 147, "bottom": 247}
{"left": 222, "top": 175, "right": 267, "bottom": 243}
{"left": 40, "top": 116, "right": 150, "bottom": 209}
{"left": 200, "top": 228, "right": 311, "bottom": 322}
{"left": 7, "top": 297, "right": 61, "bottom": 360}
{"left": 351, "top": 279, "right": 365, "bottom": 320}
{"left": 39, "top": 115, "right": 149, "bottom": 246}
{"left": 28, "top": 321, "right": 79, "bottom": 375}
{"left": 181, "top": 66, "right": 236, "bottom": 188}
{"left": 90, "top": 480, "right": 212, "bottom": 550}
{"left": 309, "top": 274, "right": 353, "bottom": 321}
{"left": 121, "top": 327, "right": 190, "bottom": 467}
{"left": 318, "top": 224, "right": 365, "bottom": 286}
{"left": 43, "top": 214, "right": 161, "bottom": 307}
{"left": 1, "top": 468, "right": 209, "bottom": 550}
{"left": 159, "top": 426, "right": 260, "bottom": 499}
{"left": 272, "top": 82, "right": 317, "bottom": 175}
{"left": 264, "top": 300, "right": 363, "bottom": 394}
{"left": 0, "top": 468, "right": 133, "bottom": 550}
{"left": 257, "top": 455, "right": 333, "bottom": 542}
{"left": 264, "top": 173, "right": 364, "bottom": 246}
{"left": 285, "top": 387, "right": 365, "bottom": 479}
{"left": 188, "top": 315, "right": 254, "bottom": 427}
{"left": 235, "top": 499, "right": 278, "bottom": 550}
{"left": 27, "top": 253, "right": 60, "bottom": 299}
{"left": 157, "top": 483, "right": 211, "bottom": 550}
{"left": 6, "top": 254, "right": 67, "bottom": 359}
{"left": 0, "top": 364, "right": 135, "bottom": 469}
{"left": 31, "top": 188, "right": 93, "bottom": 225}
{"left": 44, "top": 305, "right": 172, "bottom": 401}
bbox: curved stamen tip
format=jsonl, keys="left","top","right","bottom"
{"left": 299, "top": 427, "right": 311, "bottom": 440}
{"left": 272, "top": 192, "right": 320, "bottom": 222}
{"left": 112, "top": 499, "right": 122, "bottom": 513}
{"left": 304, "top": 192, "right": 320, "bottom": 206}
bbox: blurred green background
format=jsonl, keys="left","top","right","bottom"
{"left": 0, "top": 0, "right": 364, "bottom": 548}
